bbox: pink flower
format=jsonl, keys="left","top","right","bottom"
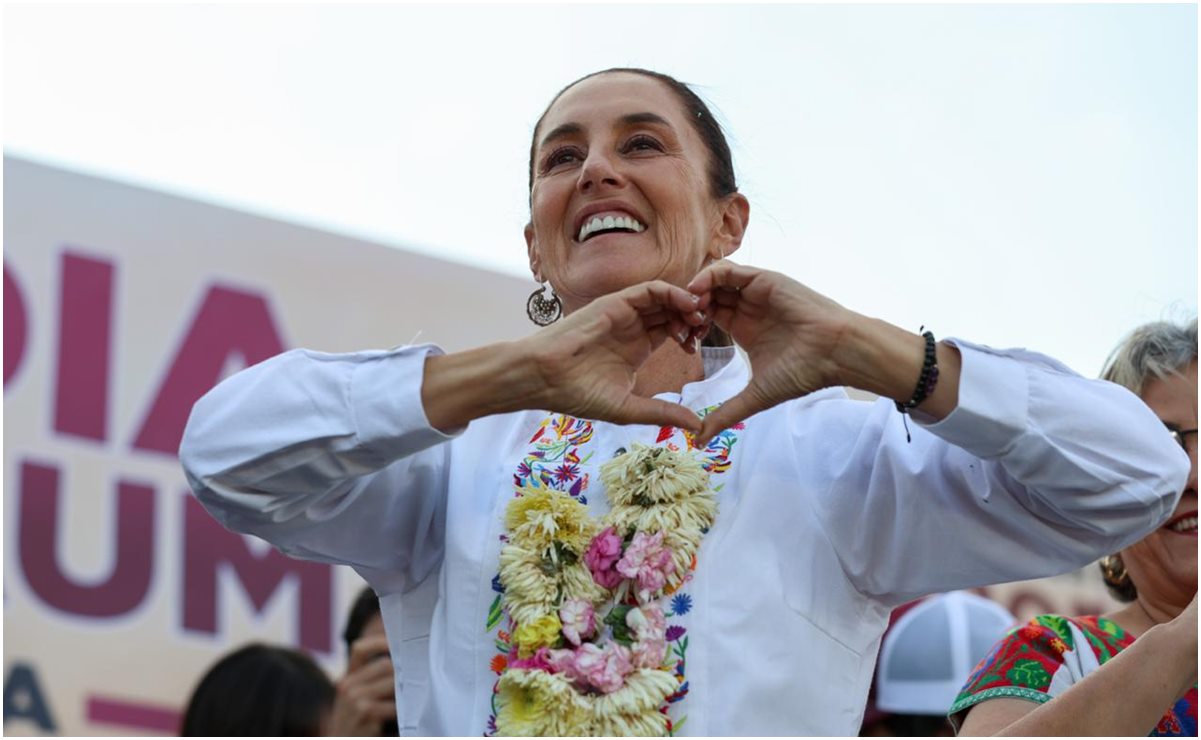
{"left": 625, "top": 604, "right": 666, "bottom": 641}
{"left": 571, "top": 642, "right": 633, "bottom": 694}
{"left": 546, "top": 648, "right": 578, "bottom": 676}
{"left": 616, "top": 531, "right": 675, "bottom": 602}
{"left": 508, "top": 646, "right": 553, "bottom": 672}
{"left": 559, "top": 598, "right": 596, "bottom": 647}
{"left": 585, "top": 526, "right": 624, "bottom": 589}
{"left": 626, "top": 605, "right": 668, "bottom": 669}
{"left": 630, "top": 636, "right": 667, "bottom": 669}
{"left": 551, "top": 642, "right": 636, "bottom": 693}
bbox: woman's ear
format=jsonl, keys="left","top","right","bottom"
{"left": 525, "top": 223, "right": 543, "bottom": 281}
{"left": 711, "top": 193, "right": 750, "bottom": 260}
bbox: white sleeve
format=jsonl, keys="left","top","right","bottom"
{"left": 179, "top": 343, "right": 457, "bottom": 592}
{"left": 803, "top": 339, "right": 1189, "bottom": 606}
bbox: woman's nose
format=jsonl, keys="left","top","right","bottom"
{"left": 577, "top": 152, "right": 623, "bottom": 193}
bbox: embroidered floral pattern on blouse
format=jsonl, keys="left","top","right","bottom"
{"left": 951, "top": 615, "right": 1197, "bottom": 737}
{"left": 483, "top": 407, "right": 743, "bottom": 736}
{"left": 514, "top": 414, "right": 595, "bottom": 500}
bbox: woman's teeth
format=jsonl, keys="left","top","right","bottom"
{"left": 577, "top": 214, "right": 646, "bottom": 242}
{"left": 1168, "top": 516, "right": 1197, "bottom": 533}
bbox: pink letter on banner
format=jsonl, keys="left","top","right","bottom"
{"left": 182, "top": 496, "right": 332, "bottom": 653}
{"left": 4, "top": 262, "right": 29, "bottom": 388}
{"left": 54, "top": 252, "right": 114, "bottom": 440}
{"left": 132, "top": 285, "right": 285, "bottom": 456}
{"left": 18, "top": 461, "right": 155, "bottom": 618}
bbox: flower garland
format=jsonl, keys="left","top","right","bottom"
{"left": 493, "top": 442, "right": 718, "bottom": 736}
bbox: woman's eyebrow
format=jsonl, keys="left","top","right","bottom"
{"left": 620, "top": 112, "right": 672, "bottom": 129}
{"left": 539, "top": 122, "right": 582, "bottom": 149}
{"left": 539, "top": 112, "right": 675, "bottom": 150}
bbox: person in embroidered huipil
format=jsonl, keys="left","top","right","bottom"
{"left": 951, "top": 320, "right": 1197, "bottom": 737}
{"left": 179, "top": 68, "right": 1189, "bottom": 736}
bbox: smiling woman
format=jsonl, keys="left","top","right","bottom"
{"left": 179, "top": 68, "right": 1190, "bottom": 736}
{"left": 524, "top": 71, "right": 746, "bottom": 318}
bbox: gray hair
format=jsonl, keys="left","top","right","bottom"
{"left": 1100, "top": 318, "right": 1198, "bottom": 395}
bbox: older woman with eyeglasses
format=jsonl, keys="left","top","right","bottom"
{"left": 952, "top": 319, "right": 1197, "bottom": 736}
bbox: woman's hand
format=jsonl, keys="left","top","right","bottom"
{"left": 422, "top": 280, "right": 706, "bottom": 433}
{"left": 327, "top": 634, "right": 397, "bottom": 736}
{"left": 686, "top": 261, "right": 853, "bottom": 443}
{"left": 686, "top": 260, "right": 963, "bottom": 443}
{"left": 517, "top": 280, "right": 708, "bottom": 431}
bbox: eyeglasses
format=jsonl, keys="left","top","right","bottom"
{"left": 1167, "top": 427, "right": 1198, "bottom": 454}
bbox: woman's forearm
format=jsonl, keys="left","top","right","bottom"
{"left": 962, "top": 623, "right": 1195, "bottom": 736}
{"left": 832, "top": 315, "right": 962, "bottom": 420}
{"left": 421, "top": 340, "right": 546, "bottom": 432}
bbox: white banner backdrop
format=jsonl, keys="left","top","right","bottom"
{"left": 3, "top": 156, "right": 535, "bottom": 735}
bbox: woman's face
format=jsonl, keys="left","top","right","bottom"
{"left": 1122, "top": 360, "right": 1198, "bottom": 608}
{"left": 525, "top": 72, "right": 747, "bottom": 313}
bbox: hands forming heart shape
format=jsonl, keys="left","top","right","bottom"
{"left": 520, "top": 261, "right": 854, "bottom": 446}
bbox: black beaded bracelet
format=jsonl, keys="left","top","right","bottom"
{"left": 895, "top": 329, "right": 939, "bottom": 414}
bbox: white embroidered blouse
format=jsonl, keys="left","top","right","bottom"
{"left": 180, "top": 340, "right": 1187, "bottom": 735}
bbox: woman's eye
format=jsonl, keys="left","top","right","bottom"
{"left": 543, "top": 147, "right": 583, "bottom": 171}
{"left": 623, "top": 135, "right": 664, "bottom": 153}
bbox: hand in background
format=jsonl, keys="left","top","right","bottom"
{"left": 327, "top": 635, "right": 396, "bottom": 736}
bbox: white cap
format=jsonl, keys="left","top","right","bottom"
{"left": 875, "top": 591, "right": 1017, "bottom": 715}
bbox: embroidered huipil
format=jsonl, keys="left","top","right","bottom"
{"left": 950, "top": 615, "right": 1198, "bottom": 736}
{"left": 181, "top": 341, "right": 1188, "bottom": 735}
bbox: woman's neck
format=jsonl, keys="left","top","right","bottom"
{"left": 1105, "top": 594, "right": 1188, "bottom": 637}
{"left": 632, "top": 340, "right": 706, "bottom": 399}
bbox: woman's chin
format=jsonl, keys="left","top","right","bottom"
{"left": 561, "top": 262, "right": 679, "bottom": 300}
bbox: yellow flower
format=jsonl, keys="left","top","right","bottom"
{"left": 497, "top": 669, "right": 589, "bottom": 736}
{"left": 560, "top": 562, "right": 609, "bottom": 604}
{"left": 498, "top": 544, "right": 556, "bottom": 626}
{"left": 505, "top": 487, "right": 596, "bottom": 555}
{"left": 513, "top": 613, "right": 563, "bottom": 658}
{"left": 590, "top": 710, "right": 670, "bottom": 737}
{"left": 591, "top": 668, "right": 678, "bottom": 717}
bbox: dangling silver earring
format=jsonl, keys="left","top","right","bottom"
{"left": 526, "top": 283, "right": 562, "bottom": 326}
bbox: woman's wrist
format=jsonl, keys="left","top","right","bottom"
{"left": 830, "top": 315, "right": 961, "bottom": 420}
{"left": 421, "top": 340, "right": 545, "bottom": 432}
{"left": 1148, "top": 618, "right": 1199, "bottom": 692}
{"left": 830, "top": 315, "right": 924, "bottom": 399}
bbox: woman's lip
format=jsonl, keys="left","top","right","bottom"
{"left": 575, "top": 230, "right": 644, "bottom": 247}
{"left": 571, "top": 201, "right": 647, "bottom": 237}
{"left": 1162, "top": 509, "right": 1198, "bottom": 534}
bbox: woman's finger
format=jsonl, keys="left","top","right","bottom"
{"left": 348, "top": 636, "right": 391, "bottom": 671}
{"left": 639, "top": 310, "right": 669, "bottom": 329}
{"left": 617, "top": 396, "right": 702, "bottom": 433}
{"left": 622, "top": 280, "right": 702, "bottom": 317}
{"left": 687, "top": 260, "right": 759, "bottom": 296}
{"left": 645, "top": 324, "right": 673, "bottom": 353}
{"left": 694, "top": 387, "right": 768, "bottom": 446}
{"left": 712, "top": 288, "right": 742, "bottom": 307}
{"left": 364, "top": 673, "right": 398, "bottom": 699}
{"left": 669, "top": 316, "right": 688, "bottom": 344}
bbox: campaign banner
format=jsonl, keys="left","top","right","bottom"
{"left": 3, "top": 156, "right": 535, "bottom": 735}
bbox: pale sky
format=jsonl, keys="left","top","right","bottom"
{"left": 4, "top": 3, "right": 1196, "bottom": 377}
